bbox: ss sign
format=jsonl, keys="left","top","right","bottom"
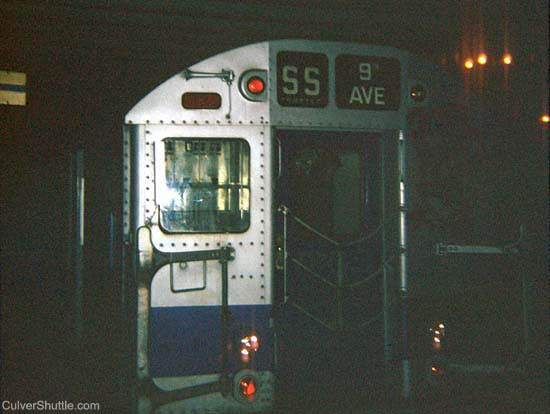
{"left": 277, "top": 51, "right": 328, "bottom": 108}
{"left": 335, "top": 55, "right": 400, "bottom": 110}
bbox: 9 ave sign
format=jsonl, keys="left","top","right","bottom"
{"left": 335, "top": 55, "right": 400, "bottom": 110}
{"left": 276, "top": 51, "right": 400, "bottom": 110}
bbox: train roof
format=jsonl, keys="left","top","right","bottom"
{"left": 125, "top": 39, "right": 464, "bottom": 127}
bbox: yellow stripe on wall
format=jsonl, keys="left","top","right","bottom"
{"left": 0, "top": 70, "right": 27, "bottom": 86}
{"left": 1, "top": 71, "right": 27, "bottom": 106}
{"left": 0, "top": 90, "right": 26, "bottom": 106}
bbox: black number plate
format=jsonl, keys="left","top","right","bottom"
{"left": 336, "top": 55, "right": 400, "bottom": 110}
{"left": 277, "top": 51, "right": 328, "bottom": 108}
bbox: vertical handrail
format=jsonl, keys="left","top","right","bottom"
{"left": 219, "top": 246, "right": 231, "bottom": 394}
{"left": 73, "top": 146, "right": 85, "bottom": 343}
{"left": 276, "top": 137, "right": 282, "bottom": 180}
{"left": 279, "top": 205, "right": 289, "bottom": 303}
{"left": 399, "top": 130, "right": 411, "bottom": 400}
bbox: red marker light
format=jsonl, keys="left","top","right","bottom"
{"left": 240, "top": 378, "right": 257, "bottom": 399}
{"left": 247, "top": 77, "right": 265, "bottom": 94}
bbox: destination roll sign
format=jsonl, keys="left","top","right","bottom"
{"left": 277, "top": 51, "right": 329, "bottom": 108}
{"left": 335, "top": 55, "right": 400, "bottom": 110}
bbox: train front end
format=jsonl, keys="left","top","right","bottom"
{"left": 123, "top": 42, "right": 274, "bottom": 414}
{"left": 123, "top": 40, "right": 459, "bottom": 413}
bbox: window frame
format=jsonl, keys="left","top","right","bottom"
{"left": 275, "top": 129, "right": 382, "bottom": 241}
{"left": 156, "top": 137, "right": 252, "bottom": 234}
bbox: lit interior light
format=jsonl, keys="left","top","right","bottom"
{"left": 477, "top": 54, "right": 488, "bottom": 65}
{"left": 464, "top": 59, "right": 474, "bottom": 69}
{"left": 503, "top": 54, "right": 512, "bottom": 65}
{"left": 434, "top": 330, "right": 441, "bottom": 335}
{"left": 433, "top": 337, "right": 441, "bottom": 343}
{"left": 438, "top": 323, "right": 445, "bottom": 329}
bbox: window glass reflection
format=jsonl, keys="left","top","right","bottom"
{"left": 161, "top": 138, "right": 250, "bottom": 233}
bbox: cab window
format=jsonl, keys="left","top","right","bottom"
{"left": 160, "top": 138, "right": 250, "bottom": 233}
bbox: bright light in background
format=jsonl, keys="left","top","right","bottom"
{"left": 464, "top": 58, "right": 474, "bottom": 69}
{"left": 540, "top": 115, "right": 549, "bottom": 123}
{"left": 477, "top": 53, "right": 488, "bottom": 65}
{"left": 502, "top": 54, "right": 513, "bottom": 65}
{"left": 429, "top": 321, "right": 446, "bottom": 351}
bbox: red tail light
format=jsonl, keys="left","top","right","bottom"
{"left": 240, "top": 377, "right": 257, "bottom": 399}
{"left": 247, "top": 77, "right": 265, "bottom": 94}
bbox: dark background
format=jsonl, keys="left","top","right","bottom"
{"left": 1, "top": 1, "right": 548, "bottom": 412}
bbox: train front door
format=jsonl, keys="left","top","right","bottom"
{"left": 273, "top": 129, "right": 389, "bottom": 410}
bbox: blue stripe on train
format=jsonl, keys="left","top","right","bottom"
{"left": 150, "top": 304, "right": 272, "bottom": 377}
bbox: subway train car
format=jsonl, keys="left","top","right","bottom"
{"left": 117, "top": 40, "right": 525, "bottom": 414}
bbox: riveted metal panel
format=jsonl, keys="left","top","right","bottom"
{"left": 122, "top": 125, "right": 133, "bottom": 242}
{"left": 125, "top": 43, "right": 269, "bottom": 126}
{"left": 133, "top": 123, "right": 272, "bottom": 307}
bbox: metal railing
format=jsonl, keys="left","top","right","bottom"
{"left": 279, "top": 204, "right": 387, "bottom": 331}
{"left": 135, "top": 226, "right": 235, "bottom": 411}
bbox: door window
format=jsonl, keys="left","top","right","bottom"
{"left": 160, "top": 138, "right": 250, "bottom": 233}
{"left": 280, "top": 131, "right": 380, "bottom": 241}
